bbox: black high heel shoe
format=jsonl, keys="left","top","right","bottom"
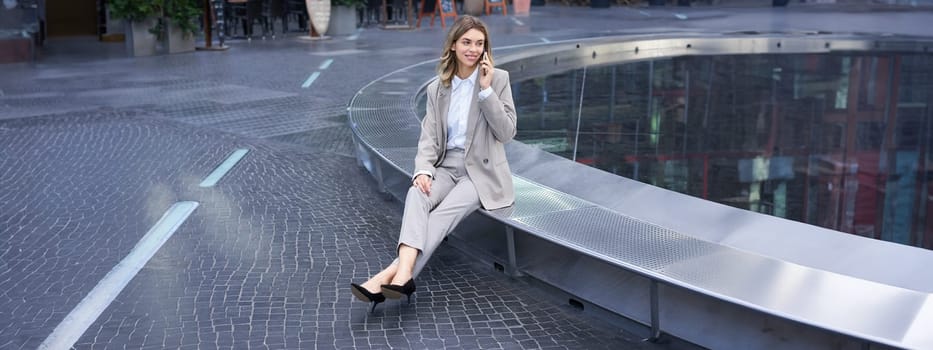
{"left": 350, "top": 283, "right": 386, "bottom": 313}
{"left": 381, "top": 279, "right": 416, "bottom": 303}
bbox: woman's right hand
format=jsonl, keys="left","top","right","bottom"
{"left": 413, "top": 174, "right": 432, "bottom": 195}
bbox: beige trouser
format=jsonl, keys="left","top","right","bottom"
{"left": 395, "top": 149, "right": 480, "bottom": 278}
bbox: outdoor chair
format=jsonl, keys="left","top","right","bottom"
{"left": 416, "top": 0, "right": 457, "bottom": 28}
{"left": 485, "top": 0, "right": 507, "bottom": 15}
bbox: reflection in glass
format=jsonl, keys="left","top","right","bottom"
{"left": 511, "top": 53, "right": 933, "bottom": 250}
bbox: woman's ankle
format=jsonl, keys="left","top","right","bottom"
{"left": 390, "top": 273, "right": 412, "bottom": 285}
{"left": 362, "top": 278, "right": 384, "bottom": 292}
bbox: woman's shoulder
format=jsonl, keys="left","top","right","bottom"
{"left": 427, "top": 77, "right": 441, "bottom": 91}
{"left": 493, "top": 68, "right": 511, "bottom": 84}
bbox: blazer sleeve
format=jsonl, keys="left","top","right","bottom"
{"left": 414, "top": 81, "right": 441, "bottom": 177}
{"left": 478, "top": 70, "right": 517, "bottom": 143}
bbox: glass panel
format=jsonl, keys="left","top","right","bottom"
{"left": 514, "top": 68, "right": 586, "bottom": 158}
{"left": 512, "top": 51, "right": 933, "bottom": 250}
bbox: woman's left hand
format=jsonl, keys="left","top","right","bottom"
{"left": 479, "top": 52, "right": 493, "bottom": 90}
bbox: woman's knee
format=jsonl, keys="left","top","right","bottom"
{"left": 405, "top": 186, "right": 422, "bottom": 199}
{"left": 405, "top": 186, "right": 433, "bottom": 207}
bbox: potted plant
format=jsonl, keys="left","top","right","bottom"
{"left": 109, "top": 0, "right": 162, "bottom": 56}
{"left": 327, "top": 0, "right": 364, "bottom": 36}
{"left": 159, "top": 0, "right": 201, "bottom": 53}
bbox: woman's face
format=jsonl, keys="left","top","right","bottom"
{"left": 452, "top": 28, "right": 486, "bottom": 71}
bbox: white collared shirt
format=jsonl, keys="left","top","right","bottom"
{"left": 446, "top": 68, "right": 477, "bottom": 150}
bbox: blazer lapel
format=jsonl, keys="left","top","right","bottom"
{"left": 437, "top": 85, "right": 451, "bottom": 150}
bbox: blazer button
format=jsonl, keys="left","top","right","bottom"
{"left": 483, "top": 159, "right": 489, "bottom": 164}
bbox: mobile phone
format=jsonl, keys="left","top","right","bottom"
{"left": 482, "top": 51, "right": 488, "bottom": 75}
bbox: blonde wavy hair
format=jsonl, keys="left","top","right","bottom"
{"left": 437, "top": 15, "right": 493, "bottom": 88}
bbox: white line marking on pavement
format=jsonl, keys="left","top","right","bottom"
{"left": 639, "top": 10, "right": 650, "bottom": 16}
{"left": 511, "top": 17, "right": 524, "bottom": 26}
{"left": 301, "top": 71, "right": 322, "bottom": 89}
{"left": 319, "top": 59, "right": 334, "bottom": 70}
{"left": 199, "top": 148, "right": 249, "bottom": 187}
{"left": 38, "top": 201, "right": 199, "bottom": 350}
{"left": 347, "top": 28, "right": 362, "bottom": 41}
{"left": 674, "top": 13, "right": 688, "bottom": 20}
{"left": 539, "top": 37, "right": 551, "bottom": 43}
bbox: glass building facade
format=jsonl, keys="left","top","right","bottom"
{"left": 508, "top": 52, "right": 933, "bottom": 249}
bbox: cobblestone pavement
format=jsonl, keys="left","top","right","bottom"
{"left": 2, "top": 3, "right": 933, "bottom": 350}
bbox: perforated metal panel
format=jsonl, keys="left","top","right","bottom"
{"left": 349, "top": 93, "right": 412, "bottom": 110}
{"left": 376, "top": 147, "right": 418, "bottom": 174}
{"left": 348, "top": 62, "right": 434, "bottom": 154}
{"left": 351, "top": 108, "right": 421, "bottom": 144}
{"left": 350, "top": 108, "right": 421, "bottom": 131}
{"left": 351, "top": 68, "right": 432, "bottom": 112}
{"left": 516, "top": 207, "right": 715, "bottom": 272}
{"left": 358, "top": 131, "right": 420, "bottom": 149}
{"left": 494, "top": 177, "right": 593, "bottom": 220}
{"left": 350, "top": 108, "right": 419, "bottom": 130}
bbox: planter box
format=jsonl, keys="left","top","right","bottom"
{"left": 325, "top": 6, "right": 357, "bottom": 36}
{"left": 124, "top": 18, "right": 158, "bottom": 57}
{"left": 165, "top": 21, "right": 196, "bottom": 54}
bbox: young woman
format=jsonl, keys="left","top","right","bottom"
{"left": 351, "top": 15, "right": 516, "bottom": 312}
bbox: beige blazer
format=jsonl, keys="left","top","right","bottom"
{"left": 414, "top": 68, "right": 517, "bottom": 210}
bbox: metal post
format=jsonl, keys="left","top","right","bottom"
{"left": 701, "top": 59, "right": 713, "bottom": 162}
{"left": 539, "top": 77, "right": 547, "bottom": 129}
{"left": 609, "top": 66, "right": 616, "bottom": 123}
{"left": 505, "top": 226, "right": 522, "bottom": 277}
{"left": 682, "top": 65, "right": 690, "bottom": 155}
{"left": 648, "top": 280, "right": 662, "bottom": 342}
{"left": 572, "top": 66, "right": 587, "bottom": 163}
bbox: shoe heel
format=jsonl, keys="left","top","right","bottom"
{"left": 381, "top": 279, "right": 416, "bottom": 303}
{"left": 351, "top": 283, "right": 385, "bottom": 313}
